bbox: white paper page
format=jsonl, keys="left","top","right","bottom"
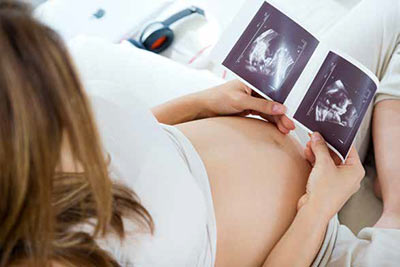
{"left": 284, "top": 43, "right": 330, "bottom": 118}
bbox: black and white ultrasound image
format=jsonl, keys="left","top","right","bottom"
{"left": 223, "top": 2, "right": 319, "bottom": 103}
{"left": 294, "top": 52, "right": 377, "bottom": 158}
{"left": 315, "top": 79, "right": 359, "bottom": 128}
{"left": 245, "top": 28, "right": 295, "bottom": 91}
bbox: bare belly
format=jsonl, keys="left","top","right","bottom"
{"left": 177, "top": 116, "right": 311, "bottom": 267}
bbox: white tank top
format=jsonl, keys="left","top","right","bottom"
{"left": 86, "top": 82, "right": 215, "bottom": 267}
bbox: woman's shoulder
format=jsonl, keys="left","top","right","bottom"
{"left": 85, "top": 80, "right": 168, "bottom": 150}
{"left": 84, "top": 81, "right": 211, "bottom": 267}
{"left": 85, "top": 80, "right": 158, "bottom": 125}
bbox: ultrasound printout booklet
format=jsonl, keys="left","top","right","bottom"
{"left": 211, "top": 0, "right": 379, "bottom": 161}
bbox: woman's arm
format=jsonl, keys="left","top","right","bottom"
{"left": 151, "top": 92, "right": 209, "bottom": 125}
{"left": 263, "top": 202, "right": 329, "bottom": 267}
{"left": 152, "top": 80, "right": 295, "bottom": 133}
{"left": 263, "top": 133, "right": 365, "bottom": 267}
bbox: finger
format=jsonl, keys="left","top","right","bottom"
{"left": 341, "top": 147, "right": 365, "bottom": 184}
{"left": 343, "top": 146, "right": 362, "bottom": 167}
{"left": 265, "top": 114, "right": 295, "bottom": 130}
{"left": 277, "top": 119, "right": 292, "bottom": 132}
{"left": 280, "top": 115, "right": 295, "bottom": 130}
{"left": 308, "top": 138, "right": 341, "bottom": 165}
{"left": 243, "top": 95, "right": 286, "bottom": 115}
{"left": 306, "top": 140, "right": 311, "bottom": 148}
{"left": 310, "top": 132, "right": 334, "bottom": 165}
{"left": 259, "top": 114, "right": 291, "bottom": 134}
{"left": 277, "top": 121, "right": 290, "bottom": 134}
{"left": 259, "top": 114, "right": 278, "bottom": 124}
{"left": 329, "top": 149, "right": 343, "bottom": 166}
{"left": 304, "top": 146, "right": 315, "bottom": 165}
{"left": 275, "top": 117, "right": 291, "bottom": 134}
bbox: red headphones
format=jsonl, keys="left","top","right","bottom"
{"left": 129, "top": 6, "right": 205, "bottom": 54}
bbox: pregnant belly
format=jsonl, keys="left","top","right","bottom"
{"left": 177, "top": 116, "right": 311, "bottom": 267}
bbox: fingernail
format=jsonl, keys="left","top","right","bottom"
{"left": 272, "top": 104, "right": 285, "bottom": 113}
{"left": 312, "top": 133, "right": 321, "bottom": 143}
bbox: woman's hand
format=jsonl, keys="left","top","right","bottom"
{"left": 298, "top": 132, "right": 365, "bottom": 220}
{"left": 197, "top": 80, "right": 295, "bottom": 134}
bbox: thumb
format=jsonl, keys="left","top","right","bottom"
{"left": 310, "top": 132, "right": 333, "bottom": 166}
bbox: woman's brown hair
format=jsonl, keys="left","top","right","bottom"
{"left": 0, "top": 1, "right": 153, "bottom": 266}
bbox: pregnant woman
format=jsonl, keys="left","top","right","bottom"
{"left": 1, "top": 0, "right": 399, "bottom": 266}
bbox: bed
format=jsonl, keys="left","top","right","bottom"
{"left": 35, "top": 0, "right": 380, "bottom": 235}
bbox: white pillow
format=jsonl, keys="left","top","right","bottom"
{"left": 35, "top": 0, "right": 173, "bottom": 42}
{"left": 67, "top": 36, "right": 224, "bottom": 107}
{"left": 34, "top": 0, "right": 224, "bottom": 70}
{"left": 149, "top": 0, "right": 221, "bottom": 69}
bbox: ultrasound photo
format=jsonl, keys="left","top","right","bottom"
{"left": 245, "top": 29, "right": 294, "bottom": 90}
{"left": 315, "top": 80, "right": 358, "bottom": 128}
{"left": 294, "top": 52, "right": 377, "bottom": 158}
{"left": 223, "top": 2, "right": 319, "bottom": 103}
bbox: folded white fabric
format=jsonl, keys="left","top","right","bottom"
{"left": 327, "top": 224, "right": 400, "bottom": 266}
{"left": 34, "top": 0, "right": 173, "bottom": 42}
